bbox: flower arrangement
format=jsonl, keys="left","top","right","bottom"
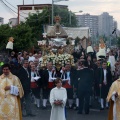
{"left": 42, "top": 53, "right": 74, "bottom": 67}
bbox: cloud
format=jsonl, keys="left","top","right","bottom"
{"left": 0, "top": 0, "right": 120, "bottom": 28}
{"left": 91, "top": 0, "right": 119, "bottom": 2}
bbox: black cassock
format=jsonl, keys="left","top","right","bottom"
{"left": 77, "top": 68, "right": 94, "bottom": 113}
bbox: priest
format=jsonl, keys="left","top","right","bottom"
{"left": 107, "top": 78, "right": 120, "bottom": 120}
{"left": 0, "top": 64, "right": 24, "bottom": 120}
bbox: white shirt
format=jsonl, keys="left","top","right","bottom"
{"left": 103, "top": 69, "right": 107, "bottom": 84}
{"left": 31, "top": 71, "right": 37, "bottom": 82}
{"left": 28, "top": 56, "right": 35, "bottom": 62}
{"left": 66, "top": 71, "right": 70, "bottom": 85}
{"left": 48, "top": 70, "right": 53, "bottom": 82}
{"left": 23, "top": 66, "right": 29, "bottom": 78}
{"left": 39, "top": 57, "right": 43, "bottom": 63}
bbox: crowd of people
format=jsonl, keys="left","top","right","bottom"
{"left": 0, "top": 46, "right": 120, "bottom": 120}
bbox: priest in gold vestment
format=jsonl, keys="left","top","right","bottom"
{"left": 107, "top": 78, "right": 120, "bottom": 120}
{"left": 0, "top": 64, "right": 24, "bottom": 120}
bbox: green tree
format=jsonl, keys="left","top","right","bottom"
{"left": 117, "top": 37, "right": 120, "bottom": 47}
{"left": 0, "top": 23, "right": 34, "bottom": 51}
{"left": 0, "top": 24, "right": 12, "bottom": 50}
{"left": 25, "top": 7, "right": 78, "bottom": 40}
{"left": 12, "top": 22, "right": 33, "bottom": 51}
{"left": 0, "top": 7, "right": 78, "bottom": 51}
{"left": 25, "top": 8, "right": 50, "bottom": 41}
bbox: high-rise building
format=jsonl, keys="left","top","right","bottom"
{"left": 76, "top": 14, "right": 98, "bottom": 37}
{"left": 113, "top": 20, "right": 118, "bottom": 29}
{"left": 0, "top": 17, "right": 4, "bottom": 25}
{"left": 98, "top": 12, "right": 114, "bottom": 37}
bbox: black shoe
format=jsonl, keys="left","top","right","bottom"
{"left": 89, "top": 105, "right": 92, "bottom": 108}
{"left": 74, "top": 107, "right": 79, "bottom": 110}
{"left": 100, "top": 108, "right": 104, "bottom": 110}
{"left": 28, "top": 114, "right": 36, "bottom": 117}
{"left": 85, "top": 112, "right": 89, "bottom": 114}
{"left": 77, "top": 111, "right": 82, "bottom": 114}
{"left": 69, "top": 106, "right": 73, "bottom": 109}
{"left": 22, "top": 114, "right": 29, "bottom": 117}
{"left": 106, "top": 107, "right": 109, "bottom": 109}
{"left": 42, "top": 106, "right": 47, "bottom": 109}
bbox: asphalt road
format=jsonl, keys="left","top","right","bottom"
{"left": 23, "top": 105, "right": 108, "bottom": 120}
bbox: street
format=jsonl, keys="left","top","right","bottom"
{"left": 23, "top": 105, "right": 108, "bottom": 120}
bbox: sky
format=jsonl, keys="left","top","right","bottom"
{"left": 0, "top": 0, "right": 120, "bottom": 29}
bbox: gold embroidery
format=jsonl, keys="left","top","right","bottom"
{"left": 0, "top": 74, "right": 19, "bottom": 120}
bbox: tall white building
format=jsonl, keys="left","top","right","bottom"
{"left": 98, "top": 12, "right": 114, "bottom": 37}
{"left": 76, "top": 14, "right": 98, "bottom": 37}
{"left": 0, "top": 17, "right": 4, "bottom": 25}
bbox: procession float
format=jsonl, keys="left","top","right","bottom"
{"left": 38, "top": 16, "right": 90, "bottom": 69}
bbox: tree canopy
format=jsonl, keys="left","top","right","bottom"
{"left": 0, "top": 7, "right": 78, "bottom": 51}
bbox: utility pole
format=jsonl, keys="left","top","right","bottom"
{"left": 23, "top": 0, "right": 24, "bottom": 5}
{"left": 52, "top": 0, "right": 54, "bottom": 26}
{"left": 33, "top": 0, "right": 34, "bottom": 4}
{"left": 69, "top": 11, "right": 71, "bottom": 25}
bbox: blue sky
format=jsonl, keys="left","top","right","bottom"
{"left": 0, "top": 0, "right": 120, "bottom": 29}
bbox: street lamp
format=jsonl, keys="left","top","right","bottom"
{"left": 69, "top": 10, "right": 83, "bottom": 25}
{"left": 52, "top": 0, "right": 69, "bottom": 26}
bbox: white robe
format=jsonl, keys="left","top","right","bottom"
{"left": 50, "top": 87, "right": 67, "bottom": 120}
{"left": 6, "top": 41, "right": 13, "bottom": 50}
{"left": 108, "top": 55, "right": 116, "bottom": 72}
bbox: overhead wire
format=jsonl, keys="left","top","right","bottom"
{"left": 3, "top": 0, "right": 29, "bottom": 15}
{"left": 0, "top": 0, "right": 16, "bottom": 17}
{"left": 1, "top": 0, "right": 25, "bottom": 19}
{"left": 0, "top": 0, "right": 50, "bottom": 22}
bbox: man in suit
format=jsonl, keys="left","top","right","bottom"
{"left": 61, "top": 63, "right": 76, "bottom": 109}
{"left": 17, "top": 59, "right": 35, "bottom": 117}
{"left": 94, "top": 60, "right": 101, "bottom": 101}
{"left": 77, "top": 61, "right": 94, "bottom": 114}
{"left": 99, "top": 60, "right": 112, "bottom": 110}
{"left": 30, "top": 64, "right": 41, "bottom": 108}
{"left": 42, "top": 62, "right": 57, "bottom": 109}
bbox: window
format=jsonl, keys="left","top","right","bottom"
{"left": 20, "top": 7, "right": 32, "bottom": 10}
{"left": 34, "top": 7, "right": 43, "bottom": 10}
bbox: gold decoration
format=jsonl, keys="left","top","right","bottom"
{"left": 99, "top": 38, "right": 106, "bottom": 49}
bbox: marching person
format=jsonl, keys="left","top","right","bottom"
{"left": 99, "top": 61, "right": 112, "bottom": 110}
{"left": 107, "top": 77, "right": 120, "bottom": 120}
{"left": 50, "top": 78, "right": 67, "bottom": 120}
{"left": 42, "top": 62, "right": 57, "bottom": 109}
{"left": 17, "top": 59, "right": 36, "bottom": 117}
{"left": 30, "top": 64, "right": 41, "bottom": 108}
{"left": 61, "top": 63, "right": 75, "bottom": 109}
{"left": 94, "top": 60, "right": 101, "bottom": 102}
{"left": 77, "top": 61, "right": 94, "bottom": 114}
{"left": 0, "top": 64, "right": 24, "bottom": 120}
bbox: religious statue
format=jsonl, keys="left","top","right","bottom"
{"left": 6, "top": 37, "right": 14, "bottom": 50}
{"left": 87, "top": 41, "right": 94, "bottom": 54}
{"left": 97, "top": 38, "right": 106, "bottom": 59}
{"left": 99, "top": 38, "right": 106, "bottom": 50}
